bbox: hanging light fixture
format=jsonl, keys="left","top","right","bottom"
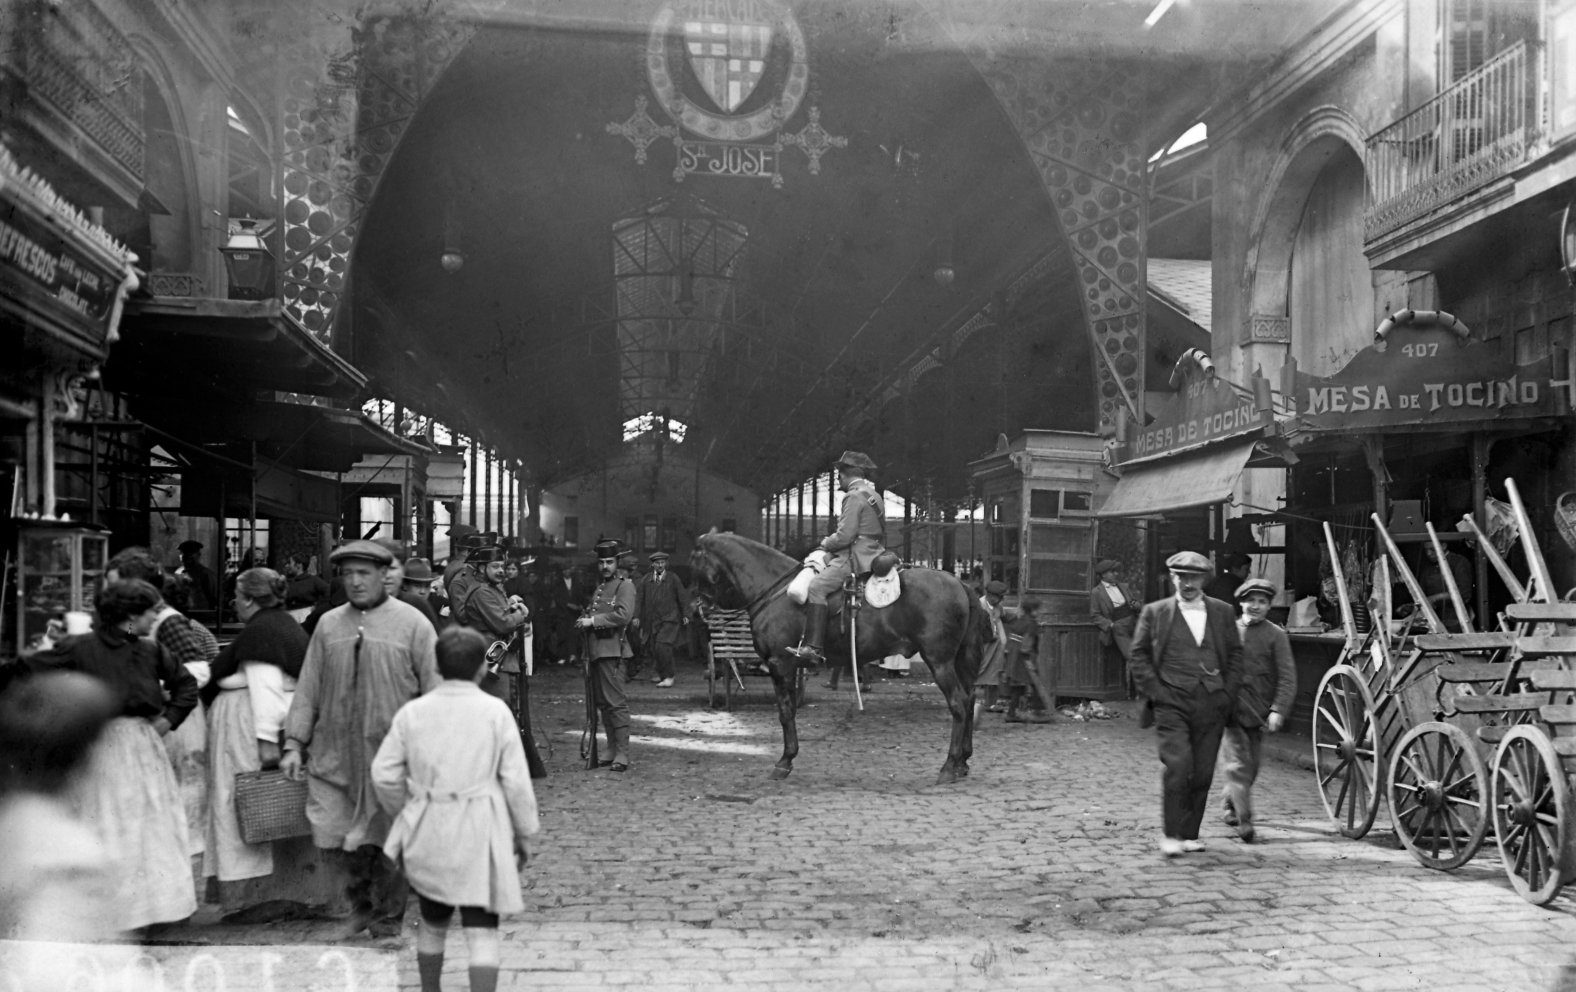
{"left": 932, "top": 229, "right": 955, "bottom": 287}
{"left": 440, "top": 198, "right": 464, "bottom": 273}
{"left": 218, "top": 218, "right": 275, "bottom": 300}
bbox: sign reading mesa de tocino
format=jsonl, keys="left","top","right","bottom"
{"left": 1292, "top": 325, "right": 1574, "bottom": 432}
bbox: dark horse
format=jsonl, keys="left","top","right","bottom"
{"left": 691, "top": 531, "right": 983, "bottom": 784}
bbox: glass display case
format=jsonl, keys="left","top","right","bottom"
{"left": 10, "top": 522, "right": 110, "bottom": 655}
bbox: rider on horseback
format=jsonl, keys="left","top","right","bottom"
{"left": 787, "top": 450, "right": 886, "bottom": 665}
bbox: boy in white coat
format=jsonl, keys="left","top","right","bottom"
{"left": 373, "top": 626, "right": 540, "bottom": 992}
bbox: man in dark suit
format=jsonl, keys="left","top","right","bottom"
{"left": 1129, "top": 550, "right": 1243, "bottom": 858}
{"left": 1089, "top": 558, "right": 1138, "bottom": 668}
{"left": 636, "top": 550, "right": 691, "bottom": 688}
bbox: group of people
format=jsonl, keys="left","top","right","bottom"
{"left": 1115, "top": 551, "right": 1297, "bottom": 855}
{"left": 0, "top": 537, "right": 543, "bottom": 989}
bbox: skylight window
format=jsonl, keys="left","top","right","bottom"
{"left": 623, "top": 413, "right": 688, "bottom": 443}
{"left": 1150, "top": 121, "right": 1206, "bottom": 162}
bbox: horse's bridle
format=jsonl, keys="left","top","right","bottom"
{"left": 696, "top": 550, "right": 801, "bottom": 621}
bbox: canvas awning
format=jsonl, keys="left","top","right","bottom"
{"left": 1097, "top": 440, "right": 1258, "bottom": 518}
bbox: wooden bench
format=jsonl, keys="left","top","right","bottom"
{"left": 701, "top": 608, "right": 808, "bottom": 710}
{"left": 703, "top": 608, "right": 760, "bottom": 710}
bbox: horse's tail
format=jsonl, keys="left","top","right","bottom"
{"left": 957, "top": 581, "right": 985, "bottom": 690}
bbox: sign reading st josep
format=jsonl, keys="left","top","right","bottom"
{"left": 1293, "top": 325, "right": 1573, "bottom": 430}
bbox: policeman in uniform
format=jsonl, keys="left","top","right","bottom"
{"left": 788, "top": 451, "right": 886, "bottom": 665}
{"left": 576, "top": 538, "right": 637, "bottom": 771}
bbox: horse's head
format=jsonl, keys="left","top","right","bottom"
{"left": 690, "top": 533, "right": 749, "bottom": 611}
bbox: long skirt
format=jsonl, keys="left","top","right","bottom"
{"left": 164, "top": 700, "right": 209, "bottom": 858}
{"left": 69, "top": 717, "right": 198, "bottom": 931}
{"left": 203, "top": 689, "right": 334, "bottom": 912}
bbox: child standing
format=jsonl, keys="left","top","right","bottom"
{"left": 372, "top": 627, "right": 540, "bottom": 992}
{"left": 1219, "top": 578, "right": 1297, "bottom": 843}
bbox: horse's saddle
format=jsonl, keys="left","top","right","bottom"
{"left": 857, "top": 550, "right": 903, "bottom": 609}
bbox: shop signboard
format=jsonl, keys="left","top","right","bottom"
{"left": 0, "top": 144, "right": 131, "bottom": 358}
{"left": 1292, "top": 324, "right": 1571, "bottom": 431}
{"left": 1125, "top": 375, "right": 1267, "bottom": 463}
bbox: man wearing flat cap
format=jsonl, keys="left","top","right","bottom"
{"left": 1218, "top": 577, "right": 1295, "bottom": 844}
{"left": 1090, "top": 559, "right": 1138, "bottom": 671}
{"left": 636, "top": 550, "right": 691, "bottom": 688}
{"left": 1128, "top": 550, "right": 1243, "bottom": 858}
{"left": 576, "top": 538, "right": 637, "bottom": 771}
{"left": 282, "top": 539, "right": 440, "bottom": 937}
{"left": 788, "top": 450, "right": 887, "bottom": 665}
{"left": 456, "top": 543, "right": 545, "bottom": 779}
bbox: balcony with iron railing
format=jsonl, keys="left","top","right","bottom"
{"left": 1365, "top": 40, "right": 1539, "bottom": 243}
{"left": 2, "top": 0, "right": 145, "bottom": 198}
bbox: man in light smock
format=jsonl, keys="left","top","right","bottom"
{"left": 788, "top": 451, "right": 886, "bottom": 665}
{"left": 281, "top": 539, "right": 441, "bottom": 938}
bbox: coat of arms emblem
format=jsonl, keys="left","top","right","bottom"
{"left": 683, "top": 14, "right": 773, "bottom": 114}
{"left": 608, "top": 0, "right": 844, "bottom": 186}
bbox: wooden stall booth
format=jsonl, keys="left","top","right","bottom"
{"left": 1269, "top": 312, "right": 1575, "bottom": 734}
{"left": 967, "top": 430, "right": 1121, "bottom": 703}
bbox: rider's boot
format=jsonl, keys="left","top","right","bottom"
{"left": 787, "top": 603, "right": 828, "bottom": 665}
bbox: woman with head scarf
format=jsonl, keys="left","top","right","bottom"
{"left": 25, "top": 578, "right": 200, "bottom": 934}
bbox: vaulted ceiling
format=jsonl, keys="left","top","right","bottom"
{"left": 345, "top": 1, "right": 1330, "bottom": 500}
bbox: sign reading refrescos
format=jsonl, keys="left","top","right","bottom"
{"left": 606, "top": 0, "right": 845, "bottom": 188}
{"left": 1293, "top": 325, "right": 1573, "bottom": 430}
{"left": 0, "top": 142, "right": 135, "bottom": 358}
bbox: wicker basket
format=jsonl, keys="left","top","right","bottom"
{"left": 234, "top": 769, "right": 311, "bottom": 844}
{"left": 1556, "top": 491, "right": 1576, "bottom": 554}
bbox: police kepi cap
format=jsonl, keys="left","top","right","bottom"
{"left": 1094, "top": 559, "right": 1122, "bottom": 575}
{"left": 329, "top": 540, "right": 395, "bottom": 567}
{"left": 467, "top": 546, "right": 508, "bottom": 565}
{"left": 1165, "top": 551, "right": 1213, "bottom": 575}
{"left": 835, "top": 450, "right": 877, "bottom": 472}
{"left": 1235, "top": 578, "right": 1277, "bottom": 601}
{"left": 593, "top": 538, "right": 626, "bottom": 560}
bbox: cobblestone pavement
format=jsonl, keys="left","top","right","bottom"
{"left": 143, "top": 661, "right": 1576, "bottom": 991}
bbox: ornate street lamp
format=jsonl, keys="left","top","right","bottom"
{"left": 218, "top": 218, "right": 275, "bottom": 300}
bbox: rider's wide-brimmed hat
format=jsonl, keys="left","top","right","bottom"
{"left": 835, "top": 450, "right": 877, "bottom": 473}
{"left": 838, "top": 454, "right": 876, "bottom": 476}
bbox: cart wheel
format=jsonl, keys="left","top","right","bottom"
{"left": 1492, "top": 725, "right": 1570, "bottom": 905}
{"left": 1388, "top": 721, "right": 1489, "bottom": 870}
{"left": 1313, "top": 664, "right": 1383, "bottom": 839}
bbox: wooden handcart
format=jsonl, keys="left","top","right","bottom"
{"left": 1312, "top": 478, "right": 1576, "bottom": 904}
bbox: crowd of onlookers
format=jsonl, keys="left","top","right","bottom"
{"left": 0, "top": 532, "right": 707, "bottom": 957}
{"left": 0, "top": 536, "right": 554, "bottom": 960}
